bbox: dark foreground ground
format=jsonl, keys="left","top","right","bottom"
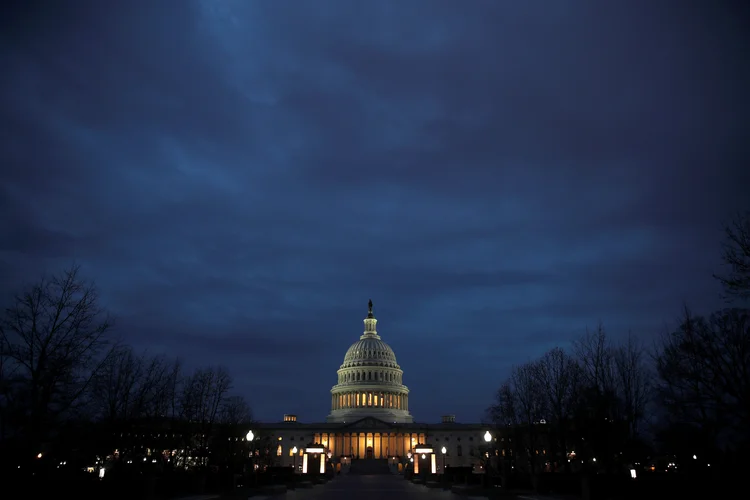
{"left": 282, "top": 474, "right": 466, "bottom": 500}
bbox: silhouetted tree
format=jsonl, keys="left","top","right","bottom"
{"left": 180, "top": 366, "right": 232, "bottom": 454}
{"left": 655, "top": 307, "right": 750, "bottom": 453}
{"left": 714, "top": 211, "right": 750, "bottom": 301}
{"left": 573, "top": 323, "right": 616, "bottom": 400}
{"left": 488, "top": 361, "right": 546, "bottom": 483}
{"left": 91, "top": 347, "right": 181, "bottom": 422}
{"left": 0, "top": 265, "right": 112, "bottom": 451}
{"left": 534, "top": 347, "right": 582, "bottom": 467}
{"left": 612, "top": 332, "right": 651, "bottom": 439}
{"left": 219, "top": 395, "right": 252, "bottom": 425}
{"left": 90, "top": 345, "right": 142, "bottom": 423}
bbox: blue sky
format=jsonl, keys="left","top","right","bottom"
{"left": 1, "top": 0, "right": 748, "bottom": 423}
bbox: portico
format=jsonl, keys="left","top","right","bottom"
{"left": 311, "top": 419, "right": 425, "bottom": 459}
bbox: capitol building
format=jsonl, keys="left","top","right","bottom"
{"left": 254, "top": 301, "right": 489, "bottom": 469}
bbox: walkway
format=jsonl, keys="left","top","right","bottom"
{"left": 284, "top": 474, "right": 464, "bottom": 500}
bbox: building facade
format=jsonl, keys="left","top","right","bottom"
{"left": 253, "top": 301, "right": 493, "bottom": 469}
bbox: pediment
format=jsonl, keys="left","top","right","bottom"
{"left": 341, "top": 417, "right": 393, "bottom": 429}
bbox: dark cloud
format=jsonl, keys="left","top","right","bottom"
{"left": 1, "top": 0, "right": 748, "bottom": 423}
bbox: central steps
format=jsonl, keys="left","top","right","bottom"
{"left": 349, "top": 459, "right": 391, "bottom": 475}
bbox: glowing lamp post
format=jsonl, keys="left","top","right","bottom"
{"left": 482, "top": 431, "right": 492, "bottom": 488}
{"left": 246, "top": 430, "right": 256, "bottom": 484}
{"left": 292, "top": 447, "right": 298, "bottom": 474}
{"left": 441, "top": 446, "right": 447, "bottom": 481}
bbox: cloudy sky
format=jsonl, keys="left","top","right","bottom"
{"left": 1, "top": 0, "right": 748, "bottom": 423}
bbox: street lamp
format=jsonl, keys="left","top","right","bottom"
{"left": 441, "top": 446, "right": 447, "bottom": 480}
{"left": 482, "top": 431, "right": 492, "bottom": 489}
{"left": 246, "top": 430, "right": 257, "bottom": 485}
{"left": 292, "top": 446, "right": 298, "bottom": 473}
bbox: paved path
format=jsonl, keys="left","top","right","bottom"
{"left": 284, "top": 475, "right": 465, "bottom": 500}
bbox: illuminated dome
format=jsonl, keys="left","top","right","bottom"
{"left": 326, "top": 300, "right": 413, "bottom": 423}
{"left": 342, "top": 338, "right": 398, "bottom": 368}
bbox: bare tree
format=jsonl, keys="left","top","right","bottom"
{"left": 572, "top": 324, "right": 634, "bottom": 471}
{"left": 714, "top": 211, "right": 750, "bottom": 301}
{"left": 131, "top": 354, "right": 173, "bottom": 419}
{"left": 164, "top": 357, "right": 183, "bottom": 421}
{"left": 180, "top": 366, "right": 232, "bottom": 451}
{"left": 0, "top": 332, "right": 10, "bottom": 441}
{"left": 613, "top": 332, "right": 651, "bottom": 438}
{"left": 90, "top": 345, "right": 142, "bottom": 422}
{"left": 0, "top": 265, "right": 112, "bottom": 447}
{"left": 655, "top": 307, "right": 750, "bottom": 451}
{"left": 488, "top": 362, "right": 546, "bottom": 482}
{"left": 219, "top": 395, "right": 252, "bottom": 425}
{"left": 574, "top": 323, "right": 616, "bottom": 398}
{"left": 487, "top": 381, "right": 517, "bottom": 427}
{"left": 534, "top": 347, "right": 582, "bottom": 463}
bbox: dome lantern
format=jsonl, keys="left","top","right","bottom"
{"left": 363, "top": 299, "right": 378, "bottom": 338}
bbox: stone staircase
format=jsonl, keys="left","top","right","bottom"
{"left": 349, "top": 459, "right": 391, "bottom": 475}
